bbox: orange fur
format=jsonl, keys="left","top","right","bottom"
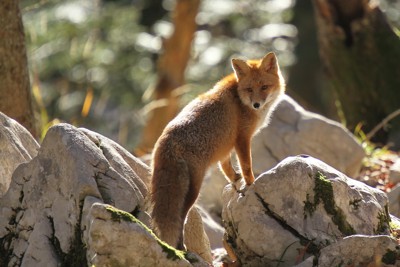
{"left": 150, "top": 52, "right": 285, "bottom": 249}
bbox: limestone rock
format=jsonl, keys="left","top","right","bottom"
{"left": 388, "top": 184, "right": 400, "bottom": 217}
{"left": 0, "top": 123, "right": 149, "bottom": 266}
{"left": 184, "top": 207, "right": 213, "bottom": 263}
{"left": 0, "top": 122, "right": 212, "bottom": 266}
{"left": 294, "top": 235, "right": 400, "bottom": 267}
{"left": 251, "top": 95, "right": 365, "bottom": 177}
{"left": 80, "top": 127, "right": 151, "bottom": 189}
{"left": 0, "top": 112, "right": 39, "bottom": 197}
{"left": 317, "top": 235, "right": 400, "bottom": 266}
{"left": 198, "top": 165, "right": 229, "bottom": 222}
{"left": 83, "top": 198, "right": 208, "bottom": 267}
{"left": 222, "top": 155, "right": 391, "bottom": 266}
{"left": 195, "top": 204, "right": 225, "bottom": 250}
{"left": 389, "top": 158, "right": 400, "bottom": 184}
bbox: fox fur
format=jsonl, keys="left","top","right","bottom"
{"left": 150, "top": 52, "right": 285, "bottom": 249}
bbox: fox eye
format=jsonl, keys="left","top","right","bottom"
{"left": 261, "top": 85, "right": 269, "bottom": 91}
{"left": 246, "top": 88, "right": 253, "bottom": 93}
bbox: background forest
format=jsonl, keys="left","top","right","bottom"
{"left": 12, "top": 0, "right": 400, "bottom": 151}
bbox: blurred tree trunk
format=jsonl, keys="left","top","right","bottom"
{"left": 0, "top": 0, "right": 38, "bottom": 138}
{"left": 312, "top": 0, "right": 400, "bottom": 147}
{"left": 135, "top": 0, "right": 200, "bottom": 155}
{"left": 288, "top": 0, "right": 337, "bottom": 120}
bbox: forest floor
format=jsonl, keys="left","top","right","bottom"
{"left": 356, "top": 148, "right": 399, "bottom": 193}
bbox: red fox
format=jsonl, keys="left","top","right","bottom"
{"left": 150, "top": 52, "right": 285, "bottom": 249}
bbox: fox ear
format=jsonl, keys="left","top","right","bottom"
{"left": 231, "top": 58, "right": 250, "bottom": 81}
{"left": 260, "top": 52, "right": 278, "bottom": 74}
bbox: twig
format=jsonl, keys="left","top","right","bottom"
{"left": 366, "top": 109, "right": 400, "bottom": 140}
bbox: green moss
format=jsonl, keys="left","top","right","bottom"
{"left": 349, "top": 198, "right": 362, "bottom": 210}
{"left": 106, "top": 206, "right": 138, "bottom": 223}
{"left": 382, "top": 249, "right": 397, "bottom": 264}
{"left": 48, "top": 215, "right": 87, "bottom": 267}
{"left": 304, "top": 172, "right": 355, "bottom": 236}
{"left": 303, "top": 193, "right": 316, "bottom": 218}
{"left": 375, "top": 206, "right": 391, "bottom": 234}
{"left": 104, "top": 206, "right": 188, "bottom": 262}
{"left": 314, "top": 172, "right": 335, "bottom": 214}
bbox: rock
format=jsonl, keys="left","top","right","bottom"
{"left": 0, "top": 124, "right": 151, "bottom": 266}
{"left": 195, "top": 204, "right": 225, "bottom": 250}
{"left": 317, "top": 235, "right": 400, "bottom": 266}
{"left": 80, "top": 127, "right": 151, "bottom": 189}
{"left": 0, "top": 122, "right": 212, "bottom": 266}
{"left": 0, "top": 112, "right": 39, "bottom": 197}
{"left": 198, "top": 165, "right": 229, "bottom": 223}
{"left": 222, "top": 155, "right": 391, "bottom": 266}
{"left": 83, "top": 198, "right": 208, "bottom": 267}
{"left": 388, "top": 184, "right": 400, "bottom": 217}
{"left": 251, "top": 95, "right": 365, "bottom": 177}
{"left": 389, "top": 158, "right": 400, "bottom": 184}
{"left": 184, "top": 207, "right": 213, "bottom": 263}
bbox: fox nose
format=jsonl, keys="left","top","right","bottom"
{"left": 253, "top": 102, "right": 260, "bottom": 109}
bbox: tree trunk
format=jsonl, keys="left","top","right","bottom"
{"left": 312, "top": 0, "right": 400, "bottom": 147}
{"left": 135, "top": 0, "right": 200, "bottom": 155}
{"left": 0, "top": 0, "right": 38, "bottom": 138}
{"left": 288, "top": 0, "right": 334, "bottom": 118}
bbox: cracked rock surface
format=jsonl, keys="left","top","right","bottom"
{"left": 222, "top": 156, "right": 396, "bottom": 266}
{"left": 0, "top": 123, "right": 149, "bottom": 266}
{"left": 0, "top": 112, "right": 39, "bottom": 197}
{"left": 0, "top": 121, "right": 211, "bottom": 267}
{"left": 82, "top": 197, "right": 206, "bottom": 267}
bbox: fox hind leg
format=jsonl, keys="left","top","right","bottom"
{"left": 176, "top": 167, "right": 206, "bottom": 250}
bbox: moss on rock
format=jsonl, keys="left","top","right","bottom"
{"left": 304, "top": 172, "right": 355, "bottom": 236}
{"left": 375, "top": 205, "right": 391, "bottom": 234}
{"left": 104, "top": 206, "right": 190, "bottom": 262}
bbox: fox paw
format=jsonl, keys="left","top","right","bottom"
{"left": 236, "top": 184, "right": 249, "bottom": 194}
{"left": 231, "top": 180, "right": 250, "bottom": 194}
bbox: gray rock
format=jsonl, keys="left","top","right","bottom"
{"left": 0, "top": 112, "right": 39, "bottom": 197}
{"left": 184, "top": 206, "right": 213, "bottom": 263}
{"left": 83, "top": 198, "right": 208, "bottom": 267}
{"left": 80, "top": 127, "right": 151, "bottom": 189}
{"left": 251, "top": 95, "right": 365, "bottom": 177}
{"left": 194, "top": 204, "right": 224, "bottom": 250}
{"left": 388, "top": 184, "right": 400, "bottom": 217}
{"left": 222, "top": 155, "right": 391, "bottom": 266}
{"left": 0, "top": 122, "right": 212, "bottom": 266}
{"left": 0, "top": 123, "right": 149, "bottom": 266}
{"left": 317, "top": 235, "right": 399, "bottom": 266}
{"left": 389, "top": 158, "right": 400, "bottom": 184}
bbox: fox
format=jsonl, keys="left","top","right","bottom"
{"left": 150, "top": 52, "right": 285, "bottom": 249}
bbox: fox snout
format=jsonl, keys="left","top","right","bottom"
{"left": 251, "top": 98, "right": 266, "bottom": 110}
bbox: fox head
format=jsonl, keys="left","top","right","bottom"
{"left": 232, "top": 52, "right": 284, "bottom": 111}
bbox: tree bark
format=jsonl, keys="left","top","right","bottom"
{"left": 312, "top": 0, "right": 400, "bottom": 147}
{"left": 0, "top": 0, "right": 37, "bottom": 138}
{"left": 288, "top": 0, "right": 333, "bottom": 117}
{"left": 135, "top": 0, "right": 200, "bottom": 155}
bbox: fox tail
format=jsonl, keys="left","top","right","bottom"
{"left": 150, "top": 158, "right": 190, "bottom": 249}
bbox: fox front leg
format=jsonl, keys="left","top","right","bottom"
{"left": 219, "top": 154, "right": 241, "bottom": 183}
{"left": 235, "top": 137, "right": 255, "bottom": 185}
